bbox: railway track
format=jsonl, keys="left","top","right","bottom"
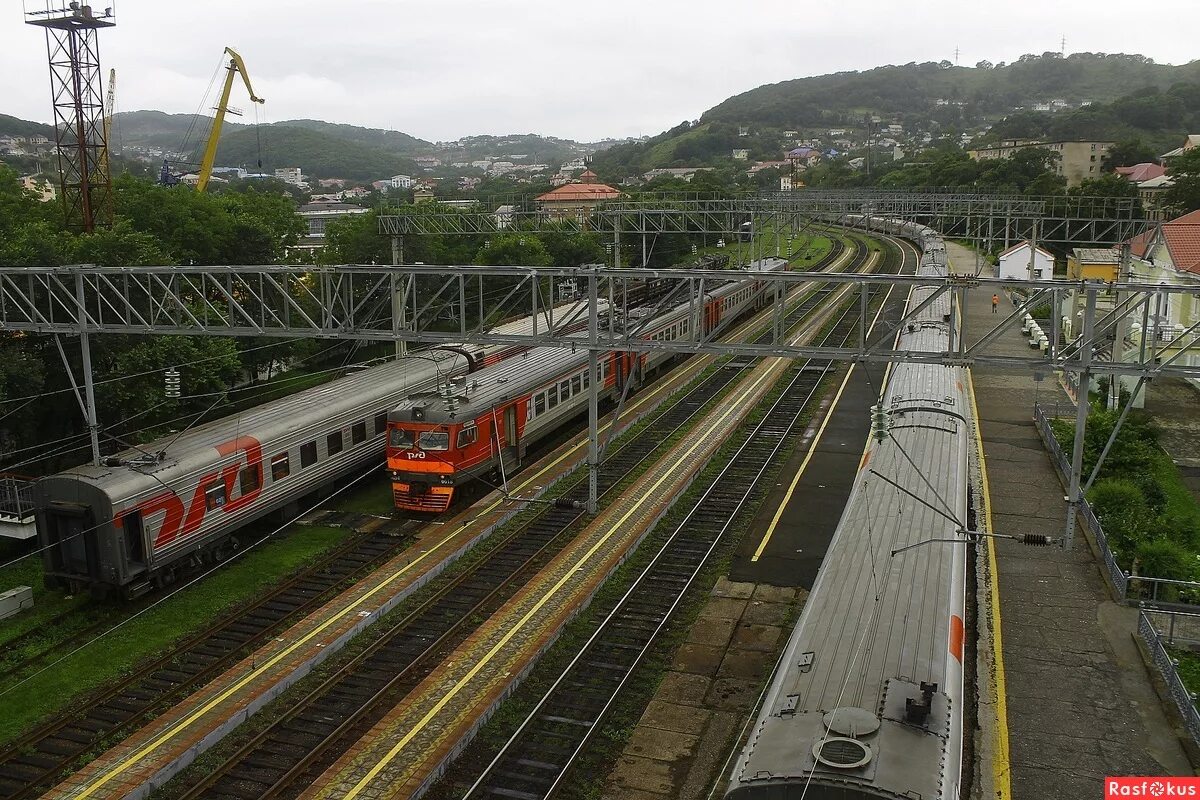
{"left": 0, "top": 525, "right": 415, "bottom": 800}
{"left": 165, "top": 239, "right": 870, "bottom": 800}
{"left": 461, "top": 240, "right": 906, "bottom": 800}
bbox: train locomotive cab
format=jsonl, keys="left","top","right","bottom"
{"left": 387, "top": 387, "right": 496, "bottom": 513}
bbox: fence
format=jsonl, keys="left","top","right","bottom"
{"left": 1139, "top": 610, "right": 1200, "bottom": 746}
{"left": 0, "top": 474, "right": 36, "bottom": 523}
{"left": 1032, "top": 402, "right": 1129, "bottom": 600}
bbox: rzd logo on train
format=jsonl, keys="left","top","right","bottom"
{"left": 115, "top": 436, "right": 264, "bottom": 547}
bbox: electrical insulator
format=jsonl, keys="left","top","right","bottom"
{"left": 164, "top": 367, "right": 181, "bottom": 399}
{"left": 869, "top": 404, "right": 892, "bottom": 442}
{"left": 1016, "top": 533, "right": 1052, "bottom": 547}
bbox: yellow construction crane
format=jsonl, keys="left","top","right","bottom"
{"left": 101, "top": 68, "right": 115, "bottom": 176}
{"left": 195, "top": 47, "right": 264, "bottom": 192}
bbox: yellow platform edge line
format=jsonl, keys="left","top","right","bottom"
{"left": 966, "top": 368, "right": 1012, "bottom": 800}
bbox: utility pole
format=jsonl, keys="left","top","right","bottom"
{"left": 391, "top": 235, "right": 408, "bottom": 358}
{"left": 1064, "top": 288, "right": 1097, "bottom": 550}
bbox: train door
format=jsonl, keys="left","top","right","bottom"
{"left": 42, "top": 502, "right": 95, "bottom": 583}
{"left": 122, "top": 510, "right": 147, "bottom": 570}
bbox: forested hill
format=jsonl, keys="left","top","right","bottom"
{"left": 703, "top": 53, "right": 1200, "bottom": 126}
{"left": 0, "top": 114, "right": 55, "bottom": 139}
{"left": 591, "top": 53, "right": 1200, "bottom": 179}
{"left": 215, "top": 125, "right": 422, "bottom": 182}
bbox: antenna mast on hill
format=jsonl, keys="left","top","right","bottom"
{"left": 954, "top": 46, "right": 960, "bottom": 65}
{"left": 24, "top": 1, "right": 116, "bottom": 233}
{"left": 1061, "top": 35, "right": 1066, "bottom": 56}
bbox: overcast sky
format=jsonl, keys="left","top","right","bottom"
{"left": 3, "top": 0, "right": 1198, "bottom": 143}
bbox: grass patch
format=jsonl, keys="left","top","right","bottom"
{"left": 0, "top": 525, "right": 346, "bottom": 746}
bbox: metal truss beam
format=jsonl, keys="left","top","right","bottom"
{"left": 1, "top": 263, "right": 1197, "bottom": 380}
{"left": 378, "top": 190, "right": 1150, "bottom": 245}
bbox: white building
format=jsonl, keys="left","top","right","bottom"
{"left": 997, "top": 241, "right": 1055, "bottom": 281}
{"left": 731, "top": 149, "right": 749, "bottom": 161}
{"left": 274, "top": 167, "right": 304, "bottom": 186}
{"left": 389, "top": 174, "right": 415, "bottom": 189}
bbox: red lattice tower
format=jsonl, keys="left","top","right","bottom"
{"left": 25, "top": 2, "right": 116, "bottom": 233}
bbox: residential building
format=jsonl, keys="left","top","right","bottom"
{"left": 780, "top": 175, "right": 793, "bottom": 191}
{"left": 731, "top": 149, "right": 749, "bottom": 161}
{"left": 389, "top": 174, "right": 415, "bottom": 190}
{"left": 997, "top": 241, "right": 1055, "bottom": 281}
{"left": 967, "top": 139, "right": 1114, "bottom": 187}
{"left": 20, "top": 175, "right": 56, "bottom": 202}
{"left": 274, "top": 167, "right": 304, "bottom": 186}
{"left": 785, "top": 146, "right": 820, "bottom": 170}
{"left": 1125, "top": 209, "right": 1200, "bottom": 386}
{"left": 534, "top": 169, "right": 620, "bottom": 224}
{"left": 293, "top": 201, "right": 370, "bottom": 253}
{"left": 1137, "top": 174, "right": 1175, "bottom": 221}
{"left": 643, "top": 167, "right": 711, "bottom": 182}
{"left": 1160, "top": 134, "right": 1200, "bottom": 164}
{"left": 1114, "top": 163, "right": 1165, "bottom": 184}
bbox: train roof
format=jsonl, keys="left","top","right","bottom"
{"left": 42, "top": 301, "right": 602, "bottom": 502}
{"left": 729, "top": 254, "right": 967, "bottom": 799}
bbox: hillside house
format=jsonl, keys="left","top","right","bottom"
{"left": 534, "top": 169, "right": 620, "bottom": 225}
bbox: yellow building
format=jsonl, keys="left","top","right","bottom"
{"left": 1067, "top": 248, "right": 1121, "bottom": 281}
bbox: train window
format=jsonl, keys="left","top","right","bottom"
{"left": 240, "top": 466, "right": 260, "bottom": 495}
{"left": 374, "top": 412, "right": 388, "bottom": 435}
{"left": 327, "top": 431, "right": 344, "bottom": 456}
{"left": 205, "top": 483, "right": 227, "bottom": 510}
{"left": 389, "top": 427, "right": 414, "bottom": 448}
{"left": 271, "top": 453, "right": 290, "bottom": 480}
{"left": 534, "top": 393, "right": 546, "bottom": 416}
{"left": 419, "top": 430, "right": 449, "bottom": 451}
{"left": 457, "top": 424, "right": 477, "bottom": 448}
{"left": 582, "top": 370, "right": 589, "bottom": 389}
{"left": 349, "top": 422, "right": 366, "bottom": 445}
{"left": 560, "top": 379, "right": 570, "bottom": 399}
{"left": 572, "top": 375, "right": 582, "bottom": 394}
{"left": 301, "top": 441, "right": 318, "bottom": 468}
{"left": 547, "top": 386, "right": 558, "bottom": 409}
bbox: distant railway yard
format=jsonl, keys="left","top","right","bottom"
{"left": 1, "top": 218, "right": 1197, "bottom": 800}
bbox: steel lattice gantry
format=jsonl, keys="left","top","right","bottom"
{"left": 378, "top": 191, "right": 1150, "bottom": 246}
{"left": 3, "top": 263, "right": 1199, "bottom": 379}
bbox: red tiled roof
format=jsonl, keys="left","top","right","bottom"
{"left": 1162, "top": 209, "right": 1200, "bottom": 274}
{"left": 1115, "top": 163, "right": 1166, "bottom": 183}
{"left": 535, "top": 182, "right": 620, "bottom": 203}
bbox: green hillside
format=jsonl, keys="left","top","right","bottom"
{"left": 703, "top": 53, "right": 1200, "bottom": 126}
{"left": 591, "top": 53, "right": 1200, "bottom": 179}
{"left": 113, "top": 110, "right": 243, "bottom": 150}
{"left": 0, "top": 114, "right": 55, "bottom": 139}
{"left": 278, "top": 119, "right": 431, "bottom": 155}
{"left": 211, "top": 125, "right": 420, "bottom": 181}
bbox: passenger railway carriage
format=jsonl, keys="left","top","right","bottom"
{"left": 387, "top": 258, "right": 788, "bottom": 512}
{"left": 725, "top": 224, "right": 971, "bottom": 800}
{"left": 35, "top": 304, "right": 605, "bottom": 598}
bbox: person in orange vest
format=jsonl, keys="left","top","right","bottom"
{"left": 992, "top": 293, "right": 999, "bottom": 314}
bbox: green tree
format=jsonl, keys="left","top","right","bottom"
{"left": 1104, "top": 139, "right": 1161, "bottom": 169}
{"left": 474, "top": 233, "right": 552, "bottom": 267}
{"left": 1164, "top": 148, "right": 1200, "bottom": 216}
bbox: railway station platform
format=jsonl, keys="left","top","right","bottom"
{"left": 951, "top": 241, "right": 1194, "bottom": 798}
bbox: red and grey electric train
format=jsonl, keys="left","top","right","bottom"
{"left": 386, "top": 258, "right": 787, "bottom": 512}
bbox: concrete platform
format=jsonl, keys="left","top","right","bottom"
{"left": 729, "top": 236, "right": 918, "bottom": 586}
{"left": 951, "top": 241, "right": 1194, "bottom": 798}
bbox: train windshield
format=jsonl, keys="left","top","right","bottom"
{"left": 389, "top": 427, "right": 415, "bottom": 448}
{"left": 418, "top": 430, "right": 450, "bottom": 451}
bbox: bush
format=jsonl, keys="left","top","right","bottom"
{"left": 1135, "top": 538, "right": 1197, "bottom": 582}
{"left": 1088, "top": 478, "right": 1152, "bottom": 562}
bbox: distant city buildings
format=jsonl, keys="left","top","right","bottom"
{"left": 274, "top": 167, "right": 306, "bottom": 187}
